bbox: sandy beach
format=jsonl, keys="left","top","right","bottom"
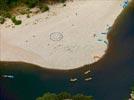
{"left": 0, "top": 0, "right": 125, "bottom": 69}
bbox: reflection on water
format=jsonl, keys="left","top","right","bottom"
{"left": 1, "top": 1, "right": 134, "bottom": 100}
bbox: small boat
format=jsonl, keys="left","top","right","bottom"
{"left": 70, "top": 78, "right": 77, "bottom": 82}
{"left": 85, "top": 77, "right": 92, "bottom": 81}
{"left": 84, "top": 70, "right": 90, "bottom": 75}
{"left": 1, "top": 75, "right": 14, "bottom": 79}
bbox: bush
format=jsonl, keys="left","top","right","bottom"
{"left": 26, "top": 14, "right": 30, "bottom": 18}
{"left": 2, "top": 12, "right": 12, "bottom": 18}
{"left": 0, "top": 16, "right": 5, "bottom": 24}
{"left": 25, "top": 0, "right": 39, "bottom": 8}
{"left": 11, "top": 16, "right": 22, "bottom": 25}
{"left": 39, "top": 3, "right": 49, "bottom": 12}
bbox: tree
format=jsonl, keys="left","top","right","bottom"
{"left": 0, "top": 0, "right": 9, "bottom": 11}
{"left": 36, "top": 92, "right": 94, "bottom": 100}
{"left": 57, "top": 92, "right": 72, "bottom": 100}
{"left": 36, "top": 92, "right": 58, "bottom": 100}
{"left": 73, "top": 94, "right": 94, "bottom": 100}
{"left": 25, "top": 0, "right": 39, "bottom": 8}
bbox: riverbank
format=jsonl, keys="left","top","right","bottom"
{"left": 0, "top": 0, "right": 124, "bottom": 69}
{"left": 1, "top": 1, "right": 134, "bottom": 100}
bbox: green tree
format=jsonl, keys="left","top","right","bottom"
{"left": 0, "top": 0, "right": 9, "bottom": 11}
{"left": 36, "top": 92, "right": 58, "bottom": 100}
{"left": 73, "top": 94, "right": 94, "bottom": 100}
{"left": 57, "top": 92, "right": 72, "bottom": 100}
{"left": 36, "top": 92, "right": 93, "bottom": 100}
{"left": 25, "top": 0, "right": 39, "bottom": 8}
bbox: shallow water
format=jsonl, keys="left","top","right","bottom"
{"left": 0, "top": 1, "right": 134, "bottom": 100}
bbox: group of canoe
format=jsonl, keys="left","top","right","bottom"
{"left": 70, "top": 70, "right": 92, "bottom": 82}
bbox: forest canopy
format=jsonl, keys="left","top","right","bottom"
{"left": 36, "top": 92, "right": 94, "bottom": 100}
{"left": 0, "top": 0, "right": 66, "bottom": 12}
{"left": 0, "top": 0, "right": 66, "bottom": 24}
